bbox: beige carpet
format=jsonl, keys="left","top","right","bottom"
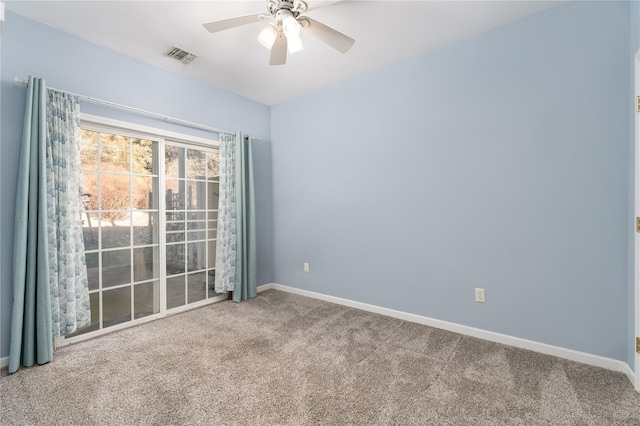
{"left": 1, "top": 289, "right": 640, "bottom": 425}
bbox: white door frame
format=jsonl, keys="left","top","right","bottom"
{"left": 634, "top": 52, "right": 640, "bottom": 391}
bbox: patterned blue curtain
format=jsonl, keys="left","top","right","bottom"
{"left": 9, "top": 77, "right": 90, "bottom": 374}
{"left": 46, "top": 89, "right": 91, "bottom": 337}
{"left": 214, "top": 132, "right": 257, "bottom": 302}
{"left": 214, "top": 133, "right": 237, "bottom": 294}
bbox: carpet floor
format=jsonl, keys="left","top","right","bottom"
{"left": 1, "top": 289, "right": 640, "bottom": 425}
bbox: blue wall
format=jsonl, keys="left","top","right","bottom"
{"left": 0, "top": 12, "right": 273, "bottom": 358}
{"left": 271, "top": 1, "right": 631, "bottom": 361}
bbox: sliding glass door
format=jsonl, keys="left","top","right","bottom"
{"left": 70, "top": 125, "right": 220, "bottom": 340}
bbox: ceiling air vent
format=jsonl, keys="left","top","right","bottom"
{"left": 166, "top": 46, "right": 197, "bottom": 64}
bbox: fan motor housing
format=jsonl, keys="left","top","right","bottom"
{"left": 269, "top": 0, "right": 296, "bottom": 14}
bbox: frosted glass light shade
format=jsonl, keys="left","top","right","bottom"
{"left": 257, "top": 24, "right": 278, "bottom": 49}
{"left": 282, "top": 14, "right": 300, "bottom": 37}
{"left": 287, "top": 34, "right": 304, "bottom": 54}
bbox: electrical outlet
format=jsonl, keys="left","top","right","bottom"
{"left": 303, "top": 262, "right": 309, "bottom": 273}
{"left": 475, "top": 288, "right": 485, "bottom": 303}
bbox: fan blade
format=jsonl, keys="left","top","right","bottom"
{"left": 203, "top": 13, "right": 264, "bottom": 33}
{"left": 269, "top": 33, "right": 288, "bottom": 66}
{"left": 300, "top": 17, "right": 354, "bottom": 53}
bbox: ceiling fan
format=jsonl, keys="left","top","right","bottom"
{"left": 203, "top": 0, "right": 355, "bottom": 66}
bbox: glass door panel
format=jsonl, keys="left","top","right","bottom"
{"left": 165, "top": 143, "right": 220, "bottom": 309}
{"left": 72, "top": 130, "right": 160, "bottom": 337}
{"left": 134, "top": 281, "right": 159, "bottom": 319}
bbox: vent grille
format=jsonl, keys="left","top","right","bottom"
{"left": 166, "top": 46, "right": 197, "bottom": 64}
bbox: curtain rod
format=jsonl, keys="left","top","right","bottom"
{"left": 14, "top": 77, "right": 235, "bottom": 136}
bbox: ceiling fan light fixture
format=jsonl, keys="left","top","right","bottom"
{"left": 202, "top": 0, "right": 355, "bottom": 66}
{"left": 287, "top": 34, "right": 304, "bottom": 54}
{"left": 257, "top": 23, "right": 278, "bottom": 49}
{"left": 282, "top": 12, "right": 300, "bottom": 38}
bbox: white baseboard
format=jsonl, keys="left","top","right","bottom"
{"left": 264, "top": 283, "right": 634, "bottom": 382}
{"left": 257, "top": 283, "right": 274, "bottom": 293}
{"left": 1, "top": 356, "right": 8, "bottom": 369}
{"left": 623, "top": 363, "right": 636, "bottom": 389}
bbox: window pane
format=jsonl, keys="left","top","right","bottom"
{"left": 101, "top": 208, "right": 131, "bottom": 228}
{"left": 85, "top": 252, "right": 99, "bottom": 291}
{"left": 133, "top": 212, "right": 157, "bottom": 246}
{"left": 188, "top": 230, "right": 206, "bottom": 241}
{"left": 166, "top": 243, "right": 185, "bottom": 275}
{"left": 100, "top": 173, "right": 130, "bottom": 211}
{"left": 134, "top": 246, "right": 158, "bottom": 282}
{"left": 134, "top": 281, "right": 159, "bottom": 319}
{"left": 82, "top": 211, "right": 99, "bottom": 250}
{"left": 166, "top": 275, "right": 185, "bottom": 309}
{"left": 207, "top": 152, "right": 219, "bottom": 178}
{"left": 187, "top": 272, "right": 206, "bottom": 304}
{"left": 187, "top": 215, "right": 206, "bottom": 230}
{"left": 166, "top": 230, "right": 185, "bottom": 244}
{"left": 187, "top": 180, "right": 206, "bottom": 210}
{"left": 132, "top": 139, "right": 155, "bottom": 175}
{"left": 166, "top": 179, "right": 185, "bottom": 210}
{"left": 103, "top": 287, "right": 131, "bottom": 328}
{"left": 208, "top": 181, "right": 219, "bottom": 210}
{"left": 133, "top": 176, "right": 158, "bottom": 210}
{"left": 187, "top": 242, "right": 206, "bottom": 272}
{"left": 187, "top": 149, "right": 207, "bottom": 179}
{"left": 166, "top": 212, "right": 185, "bottom": 243}
{"left": 165, "top": 146, "right": 184, "bottom": 178}
{"left": 80, "top": 130, "right": 98, "bottom": 171}
{"left": 102, "top": 249, "right": 131, "bottom": 288}
{"left": 101, "top": 214, "right": 131, "bottom": 249}
{"left": 100, "top": 133, "right": 130, "bottom": 173}
{"left": 81, "top": 172, "right": 99, "bottom": 210}
{"left": 166, "top": 211, "right": 185, "bottom": 230}
{"left": 187, "top": 213, "right": 206, "bottom": 241}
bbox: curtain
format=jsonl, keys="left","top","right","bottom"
{"left": 214, "top": 132, "right": 257, "bottom": 302}
{"left": 233, "top": 134, "right": 257, "bottom": 302}
{"left": 46, "top": 88, "right": 91, "bottom": 337}
{"left": 9, "top": 77, "right": 90, "bottom": 374}
{"left": 9, "top": 77, "right": 53, "bottom": 373}
{"left": 214, "top": 133, "right": 237, "bottom": 294}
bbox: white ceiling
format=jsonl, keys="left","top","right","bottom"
{"left": 5, "top": 0, "right": 563, "bottom": 106}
